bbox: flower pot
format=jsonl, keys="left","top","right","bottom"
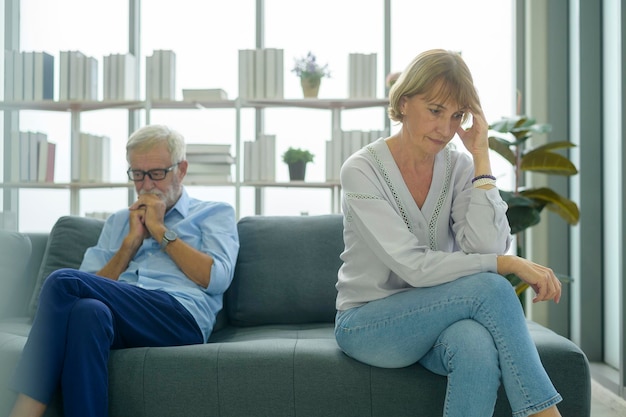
{"left": 300, "top": 77, "right": 321, "bottom": 98}
{"left": 288, "top": 161, "right": 307, "bottom": 181}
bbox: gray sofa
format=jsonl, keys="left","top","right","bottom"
{"left": 0, "top": 214, "right": 591, "bottom": 417}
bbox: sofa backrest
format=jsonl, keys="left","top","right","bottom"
{"left": 16, "top": 214, "right": 345, "bottom": 327}
{"left": 28, "top": 215, "right": 105, "bottom": 317}
{"left": 226, "top": 214, "right": 343, "bottom": 326}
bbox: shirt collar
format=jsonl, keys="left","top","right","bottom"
{"left": 166, "top": 187, "right": 190, "bottom": 218}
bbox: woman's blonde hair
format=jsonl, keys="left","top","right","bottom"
{"left": 388, "top": 49, "right": 481, "bottom": 124}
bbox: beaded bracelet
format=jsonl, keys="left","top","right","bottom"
{"left": 471, "top": 174, "right": 497, "bottom": 183}
{"left": 472, "top": 177, "right": 497, "bottom": 188}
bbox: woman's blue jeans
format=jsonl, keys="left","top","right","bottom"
{"left": 334, "top": 273, "right": 562, "bottom": 417}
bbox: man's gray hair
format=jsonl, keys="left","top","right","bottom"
{"left": 126, "top": 124, "right": 186, "bottom": 164}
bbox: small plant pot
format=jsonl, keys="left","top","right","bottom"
{"left": 300, "top": 77, "right": 321, "bottom": 98}
{"left": 288, "top": 161, "right": 307, "bottom": 181}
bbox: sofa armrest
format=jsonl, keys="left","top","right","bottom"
{"left": 0, "top": 232, "right": 47, "bottom": 319}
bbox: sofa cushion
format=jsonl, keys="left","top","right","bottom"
{"left": 0, "top": 231, "right": 31, "bottom": 318}
{"left": 28, "top": 216, "right": 105, "bottom": 317}
{"left": 227, "top": 215, "right": 343, "bottom": 326}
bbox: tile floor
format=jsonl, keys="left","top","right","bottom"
{"left": 590, "top": 379, "right": 626, "bottom": 416}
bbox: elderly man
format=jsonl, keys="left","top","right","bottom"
{"left": 9, "top": 124, "right": 240, "bottom": 417}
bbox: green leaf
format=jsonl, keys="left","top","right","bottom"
{"left": 488, "top": 136, "right": 516, "bottom": 165}
{"left": 525, "top": 141, "right": 576, "bottom": 154}
{"left": 520, "top": 187, "right": 580, "bottom": 225}
{"left": 520, "top": 151, "right": 579, "bottom": 175}
{"left": 506, "top": 205, "right": 542, "bottom": 234}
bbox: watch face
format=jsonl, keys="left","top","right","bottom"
{"left": 165, "top": 230, "right": 177, "bottom": 241}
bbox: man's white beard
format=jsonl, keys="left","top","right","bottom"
{"left": 139, "top": 182, "right": 180, "bottom": 209}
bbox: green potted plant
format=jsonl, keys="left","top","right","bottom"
{"left": 282, "top": 147, "right": 314, "bottom": 181}
{"left": 488, "top": 115, "right": 580, "bottom": 296}
{"left": 291, "top": 51, "right": 331, "bottom": 98}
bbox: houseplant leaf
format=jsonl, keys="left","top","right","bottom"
{"left": 520, "top": 187, "right": 580, "bottom": 225}
{"left": 488, "top": 136, "right": 516, "bottom": 166}
{"left": 520, "top": 151, "right": 579, "bottom": 175}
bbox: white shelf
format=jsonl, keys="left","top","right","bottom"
{"left": 245, "top": 98, "right": 389, "bottom": 110}
{"left": 0, "top": 98, "right": 387, "bottom": 112}
{"left": 0, "top": 100, "right": 145, "bottom": 112}
{"left": 242, "top": 180, "right": 340, "bottom": 188}
{"left": 0, "top": 182, "right": 135, "bottom": 189}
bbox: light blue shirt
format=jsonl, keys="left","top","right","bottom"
{"left": 80, "top": 188, "right": 239, "bottom": 342}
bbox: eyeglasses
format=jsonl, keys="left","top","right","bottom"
{"left": 127, "top": 163, "right": 180, "bottom": 182}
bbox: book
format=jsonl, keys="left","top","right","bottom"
{"left": 59, "top": 51, "right": 69, "bottom": 101}
{"left": 33, "top": 51, "right": 54, "bottom": 100}
{"left": 264, "top": 48, "right": 276, "bottom": 99}
{"left": 182, "top": 88, "right": 228, "bottom": 101}
{"left": 22, "top": 51, "right": 34, "bottom": 101}
{"left": 19, "top": 131, "right": 30, "bottom": 181}
{"left": 184, "top": 173, "right": 232, "bottom": 183}
{"left": 254, "top": 48, "right": 265, "bottom": 99}
{"left": 186, "top": 153, "right": 235, "bottom": 164}
{"left": 13, "top": 50, "right": 23, "bottom": 101}
{"left": 45, "top": 142, "right": 56, "bottom": 182}
{"left": 238, "top": 49, "right": 255, "bottom": 100}
{"left": 36, "top": 134, "right": 49, "bottom": 182}
{"left": 259, "top": 134, "right": 276, "bottom": 181}
{"left": 119, "top": 53, "right": 137, "bottom": 100}
{"left": 186, "top": 143, "right": 231, "bottom": 154}
{"left": 69, "top": 50, "right": 86, "bottom": 100}
{"left": 10, "top": 130, "right": 20, "bottom": 181}
{"left": 147, "top": 51, "right": 160, "bottom": 100}
{"left": 160, "top": 50, "right": 176, "bottom": 100}
{"left": 187, "top": 162, "right": 233, "bottom": 175}
{"left": 84, "top": 56, "right": 98, "bottom": 101}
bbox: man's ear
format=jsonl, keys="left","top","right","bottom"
{"left": 177, "top": 160, "right": 188, "bottom": 178}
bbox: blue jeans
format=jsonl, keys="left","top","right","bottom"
{"left": 334, "top": 273, "right": 562, "bottom": 417}
{"left": 11, "top": 268, "right": 204, "bottom": 417}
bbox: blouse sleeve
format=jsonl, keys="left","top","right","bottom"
{"left": 449, "top": 158, "right": 512, "bottom": 254}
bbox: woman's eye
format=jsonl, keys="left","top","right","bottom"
{"left": 454, "top": 113, "right": 464, "bottom": 119}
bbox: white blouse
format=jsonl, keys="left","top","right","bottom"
{"left": 336, "top": 138, "right": 512, "bottom": 311}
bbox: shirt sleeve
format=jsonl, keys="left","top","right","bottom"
{"left": 199, "top": 203, "right": 239, "bottom": 295}
{"left": 341, "top": 156, "right": 498, "bottom": 288}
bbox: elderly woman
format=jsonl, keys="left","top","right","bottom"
{"left": 334, "top": 49, "right": 562, "bottom": 417}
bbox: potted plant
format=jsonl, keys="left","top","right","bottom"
{"left": 291, "top": 51, "right": 331, "bottom": 98}
{"left": 282, "top": 147, "right": 314, "bottom": 181}
{"left": 488, "top": 115, "right": 580, "bottom": 296}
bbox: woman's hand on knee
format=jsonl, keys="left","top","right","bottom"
{"left": 497, "top": 255, "right": 562, "bottom": 304}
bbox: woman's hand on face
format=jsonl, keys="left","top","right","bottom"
{"left": 456, "top": 109, "right": 490, "bottom": 157}
{"left": 497, "top": 255, "right": 562, "bottom": 304}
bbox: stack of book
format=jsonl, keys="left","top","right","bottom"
{"left": 348, "top": 53, "right": 378, "bottom": 99}
{"left": 185, "top": 143, "right": 234, "bottom": 184}
{"left": 13, "top": 130, "right": 56, "bottom": 183}
{"left": 182, "top": 88, "right": 228, "bottom": 101}
{"left": 146, "top": 50, "right": 176, "bottom": 101}
{"left": 243, "top": 135, "right": 276, "bottom": 182}
{"left": 103, "top": 53, "right": 138, "bottom": 101}
{"left": 4, "top": 50, "right": 54, "bottom": 101}
{"left": 238, "top": 48, "right": 284, "bottom": 100}
{"left": 325, "top": 129, "right": 387, "bottom": 182}
{"left": 59, "top": 50, "right": 98, "bottom": 101}
{"left": 75, "top": 133, "right": 110, "bottom": 182}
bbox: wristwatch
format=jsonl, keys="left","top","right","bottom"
{"left": 160, "top": 229, "right": 178, "bottom": 251}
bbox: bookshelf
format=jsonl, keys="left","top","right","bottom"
{"left": 2, "top": 1, "right": 392, "bottom": 230}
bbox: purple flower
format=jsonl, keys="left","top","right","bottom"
{"left": 292, "top": 51, "right": 331, "bottom": 80}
